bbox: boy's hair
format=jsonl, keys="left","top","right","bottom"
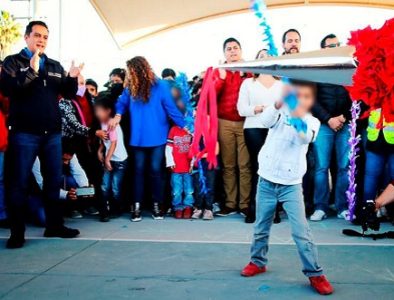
{"left": 289, "top": 79, "right": 317, "bottom": 97}
{"left": 86, "top": 79, "right": 98, "bottom": 90}
{"left": 320, "top": 33, "right": 337, "bottom": 49}
{"left": 62, "top": 139, "right": 76, "bottom": 156}
{"left": 109, "top": 68, "right": 126, "bottom": 82}
{"left": 25, "top": 20, "right": 49, "bottom": 36}
{"left": 161, "top": 68, "right": 176, "bottom": 79}
{"left": 94, "top": 92, "right": 116, "bottom": 116}
{"left": 282, "top": 29, "right": 301, "bottom": 43}
{"left": 223, "top": 37, "right": 241, "bottom": 51}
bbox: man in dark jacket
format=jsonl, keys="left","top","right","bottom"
{"left": 1, "top": 20, "right": 83, "bottom": 248}
{"left": 310, "top": 34, "right": 352, "bottom": 222}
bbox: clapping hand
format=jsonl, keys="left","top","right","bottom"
{"left": 30, "top": 49, "right": 40, "bottom": 73}
{"left": 69, "top": 60, "right": 84, "bottom": 78}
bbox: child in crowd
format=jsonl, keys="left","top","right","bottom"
{"left": 0, "top": 62, "right": 8, "bottom": 228}
{"left": 95, "top": 94, "right": 128, "bottom": 222}
{"left": 241, "top": 81, "right": 333, "bottom": 295}
{"left": 165, "top": 97, "right": 194, "bottom": 219}
{"left": 191, "top": 139, "right": 219, "bottom": 221}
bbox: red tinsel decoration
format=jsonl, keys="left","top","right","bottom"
{"left": 190, "top": 67, "right": 219, "bottom": 169}
{"left": 348, "top": 18, "right": 394, "bottom": 121}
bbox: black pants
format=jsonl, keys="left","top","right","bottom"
{"left": 244, "top": 128, "right": 269, "bottom": 216}
{"left": 6, "top": 132, "right": 64, "bottom": 236}
{"left": 193, "top": 159, "right": 216, "bottom": 210}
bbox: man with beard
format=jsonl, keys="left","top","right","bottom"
{"left": 282, "top": 29, "right": 301, "bottom": 54}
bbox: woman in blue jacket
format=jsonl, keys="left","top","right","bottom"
{"left": 109, "top": 56, "right": 186, "bottom": 222}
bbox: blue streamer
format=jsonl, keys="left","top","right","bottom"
{"left": 198, "top": 161, "right": 208, "bottom": 196}
{"left": 175, "top": 72, "right": 195, "bottom": 133}
{"left": 250, "top": 0, "right": 278, "bottom": 56}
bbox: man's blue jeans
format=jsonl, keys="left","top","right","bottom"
{"left": 171, "top": 173, "right": 194, "bottom": 211}
{"left": 364, "top": 150, "right": 394, "bottom": 201}
{"left": 313, "top": 124, "right": 350, "bottom": 213}
{"left": 251, "top": 177, "right": 323, "bottom": 277}
{"left": 101, "top": 159, "right": 127, "bottom": 210}
{"left": 0, "top": 152, "right": 6, "bottom": 220}
{"left": 6, "top": 132, "right": 63, "bottom": 235}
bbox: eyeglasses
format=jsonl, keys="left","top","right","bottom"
{"left": 324, "top": 43, "right": 341, "bottom": 48}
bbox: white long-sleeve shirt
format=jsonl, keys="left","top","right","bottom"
{"left": 237, "top": 78, "right": 284, "bottom": 129}
{"left": 257, "top": 105, "right": 320, "bottom": 185}
{"left": 32, "top": 155, "right": 89, "bottom": 200}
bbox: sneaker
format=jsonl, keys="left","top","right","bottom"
{"left": 216, "top": 207, "right": 237, "bottom": 217}
{"left": 309, "top": 275, "right": 334, "bottom": 295}
{"left": 239, "top": 208, "right": 249, "bottom": 217}
{"left": 203, "top": 209, "right": 214, "bottom": 220}
{"left": 44, "top": 226, "right": 80, "bottom": 238}
{"left": 131, "top": 203, "right": 142, "bottom": 222}
{"left": 174, "top": 210, "right": 183, "bottom": 219}
{"left": 6, "top": 235, "right": 25, "bottom": 249}
{"left": 152, "top": 203, "right": 164, "bottom": 220}
{"left": 310, "top": 210, "right": 327, "bottom": 221}
{"left": 84, "top": 206, "right": 99, "bottom": 216}
{"left": 212, "top": 202, "right": 221, "bottom": 213}
{"left": 241, "top": 262, "right": 267, "bottom": 277}
{"left": 183, "top": 207, "right": 192, "bottom": 219}
{"left": 70, "top": 210, "right": 83, "bottom": 219}
{"left": 337, "top": 210, "right": 350, "bottom": 221}
{"left": 245, "top": 213, "right": 255, "bottom": 224}
{"left": 192, "top": 209, "right": 203, "bottom": 219}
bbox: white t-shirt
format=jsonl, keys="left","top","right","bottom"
{"left": 237, "top": 78, "right": 284, "bottom": 129}
{"left": 101, "top": 123, "right": 128, "bottom": 162}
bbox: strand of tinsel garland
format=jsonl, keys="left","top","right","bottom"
{"left": 346, "top": 101, "right": 361, "bottom": 220}
{"left": 250, "top": 0, "right": 278, "bottom": 56}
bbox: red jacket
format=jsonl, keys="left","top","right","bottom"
{"left": 0, "top": 92, "right": 9, "bottom": 151}
{"left": 213, "top": 69, "right": 251, "bottom": 122}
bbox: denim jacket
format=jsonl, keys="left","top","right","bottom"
{"left": 257, "top": 105, "right": 320, "bottom": 185}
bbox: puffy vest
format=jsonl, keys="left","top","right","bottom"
{"left": 367, "top": 108, "right": 394, "bottom": 144}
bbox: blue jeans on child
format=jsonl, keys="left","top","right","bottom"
{"left": 313, "top": 124, "right": 350, "bottom": 213}
{"left": 171, "top": 173, "right": 194, "bottom": 211}
{"left": 364, "top": 150, "right": 394, "bottom": 201}
{"left": 101, "top": 160, "right": 127, "bottom": 210}
{"left": 0, "top": 152, "right": 6, "bottom": 220}
{"left": 251, "top": 177, "right": 323, "bottom": 277}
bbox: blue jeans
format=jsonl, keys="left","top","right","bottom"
{"left": 101, "top": 160, "right": 127, "bottom": 211}
{"left": 364, "top": 150, "right": 394, "bottom": 201}
{"left": 251, "top": 178, "right": 323, "bottom": 277}
{"left": 0, "top": 152, "right": 6, "bottom": 220}
{"left": 171, "top": 173, "right": 194, "bottom": 210}
{"left": 313, "top": 124, "right": 350, "bottom": 213}
{"left": 131, "top": 145, "right": 165, "bottom": 204}
{"left": 6, "top": 132, "right": 63, "bottom": 235}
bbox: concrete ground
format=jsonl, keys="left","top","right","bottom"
{"left": 0, "top": 213, "right": 394, "bottom": 300}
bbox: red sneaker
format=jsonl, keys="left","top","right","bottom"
{"left": 183, "top": 207, "right": 192, "bottom": 219}
{"left": 309, "top": 275, "right": 334, "bottom": 295}
{"left": 174, "top": 210, "right": 183, "bottom": 219}
{"left": 241, "top": 262, "right": 266, "bottom": 277}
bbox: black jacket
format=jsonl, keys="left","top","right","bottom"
{"left": 312, "top": 83, "right": 352, "bottom": 124}
{"left": 0, "top": 49, "right": 77, "bottom": 134}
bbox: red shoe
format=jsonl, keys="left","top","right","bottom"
{"left": 174, "top": 210, "right": 183, "bottom": 219}
{"left": 309, "top": 275, "right": 334, "bottom": 295}
{"left": 241, "top": 262, "right": 266, "bottom": 277}
{"left": 183, "top": 207, "right": 192, "bottom": 219}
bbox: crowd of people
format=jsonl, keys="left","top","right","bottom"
{"left": 0, "top": 21, "right": 393, "bottom": 258}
